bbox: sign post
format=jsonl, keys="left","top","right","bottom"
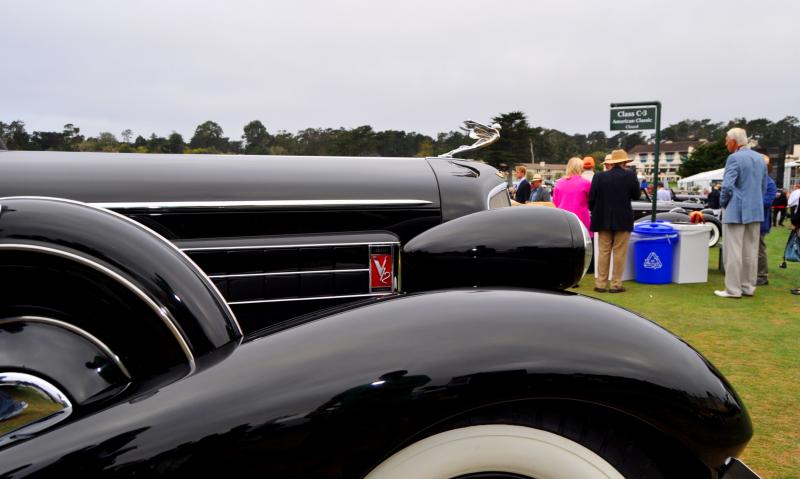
{"left": 610, "top": 101, "right": 661, "bottom": 223}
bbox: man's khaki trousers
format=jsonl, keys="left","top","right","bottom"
{"left": 723, "top": 222, "right": 760, "bottom": 296}
{"left": 595, "top": 230, "right": 631, "bottom": 290}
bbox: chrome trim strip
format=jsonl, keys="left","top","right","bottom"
{"left": 0, "top": 196, "right": 243, "bottom": 340}
{"left": 182, "top": 241, "right": 400, "bottom": 252}
{"left": 0, "top": 316, "right": 132, "bottom": 379}
{"left": 486, "top": 182, "right": 509, "bottom": 209}
{"left": 209, "top": 268, "right": 369, "bottom": 280}
{"left": 228, "top": 292, "right": 393, "bottom": 306}
{"left": 0, "top": 372, "right": 72, "bottom": 444}
{"left": 88, "top": 199, "right": 434, "bottom": 210}
{"left": 0, "top": 243, "right": 196, "bottom": 373}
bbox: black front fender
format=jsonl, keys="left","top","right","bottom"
{"left": 0, "top": 289, "right": 751, "bottom": 477}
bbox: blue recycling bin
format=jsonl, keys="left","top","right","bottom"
{"left": 632, "top": 222, "right": 679, "bottom": 284}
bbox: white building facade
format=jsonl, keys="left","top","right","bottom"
{"left": 520, "top": 162, "right": 567, "bottom": 183}
{"left": 628, "top": 141, "right": 703, "bottom": 185}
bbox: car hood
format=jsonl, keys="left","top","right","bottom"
{"left": 0, "top": 151, "right": 441, "bottom": 207}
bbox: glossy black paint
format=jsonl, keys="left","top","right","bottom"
{"left": 0, "top": 152, "right": 755, "bottom": 476}
{"left": 0, "top": 289, "right": 751, "bottom": 477}
{"left": 0, "top": 320, "right": 128, "bottom": 405}
{"left": 426, "top": 158, "right": 508, "bottom": 221}
{"left": 0, "top": 197, "right": 240, "bottom": 369}
{"left": 0, "top": 151, "right": 440, "bottom": 207}
{"left": 403, "top": 207, "right": 586, "bottom": 292}
{"left": 0, "top": 152, "right": 512, "bottom": 328}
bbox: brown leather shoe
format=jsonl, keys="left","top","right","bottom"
{"left": 593, "top": 287, "right": 607, "bottom": 293}
{"left": 609, "top": 287, "right": 627, "bottom": 293}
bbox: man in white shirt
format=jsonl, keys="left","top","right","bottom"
{"left": 788, "top": 184, "right": 800, "bottom": 217}
{"left": 656, "top": 182, "right": 672, "bottom": 202}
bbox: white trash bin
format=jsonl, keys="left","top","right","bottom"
{"left": 670, "top": 223, "right": 712, "bottom": 284}
{"left": 593, "top": 233, "right": 642, "bottom": 282}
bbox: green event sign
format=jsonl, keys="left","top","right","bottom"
{"left": 610, "top": 106, "right": 657, "bottom": 131}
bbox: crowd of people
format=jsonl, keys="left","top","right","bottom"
{"left": 511, "top": 149, "right": 642, "bottom": 293}
{"left": 508, "top": 126, "right": 797, "bottom": 297}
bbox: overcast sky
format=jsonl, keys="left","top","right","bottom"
{"left": 2, "top": 0, "right": 798, "bottom": 140}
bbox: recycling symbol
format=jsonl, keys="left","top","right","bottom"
{"left": 643, "top": 252, "right": 663, "bottom": 270}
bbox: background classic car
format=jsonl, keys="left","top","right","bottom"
{"left": 0, "top": 135, "right": 756, "bottom": 478}
{"left": 632, "top": 200, "right": 723, "bottom": 247}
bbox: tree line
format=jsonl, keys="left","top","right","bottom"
{"left": 672, "top": 117, "right": 800, "bottom": 177}
{"left": 2, "top": 112, "right": 798, "bottom": 175}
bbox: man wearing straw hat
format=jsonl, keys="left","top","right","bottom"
{"left": 529, "top": 174, "right": 551, "bottom": 202}
{"left": 589, "top": 149, "right": 641, "bottom": 293}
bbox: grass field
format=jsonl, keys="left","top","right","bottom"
{"left": 575, "top": 227, "right": 800, "bottom": 479}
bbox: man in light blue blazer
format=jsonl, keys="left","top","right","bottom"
{"left": 715, "top": 128, "right": 768, "bottom": 298}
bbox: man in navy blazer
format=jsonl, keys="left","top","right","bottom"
{"left": 715, "top": 128, "right": 768, "bottom": 298}
{"left": 589, "top": 149, "right": 641, "bottom": 293}
{"left": 513, "top": 165, "right": 531, "bottom": 204}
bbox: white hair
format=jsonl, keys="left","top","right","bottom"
{"left": 726, "top": 128, "right": 749, "bottom": 147}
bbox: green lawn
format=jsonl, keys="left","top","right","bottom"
{"left": 575, "top": 227, "right": 800, "bottom": 479}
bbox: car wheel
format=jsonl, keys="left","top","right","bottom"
{"left": 366, "top": 407, "right": 701, "bottom": 479}
{"left": 704, "top": 216, "right": 722, "bottom": 248}
{"left": 365, "top": 424, "right": 622, "bottom": 479}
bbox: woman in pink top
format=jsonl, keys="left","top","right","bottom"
{"left": 553, "top": 157, "right": 592, "bottom": 236}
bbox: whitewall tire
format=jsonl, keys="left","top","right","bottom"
{"left": 365, "top": 424, "right": 625, "bottom": 479}
{"left": 708, "top": 221, "right": 721, "bottom": 248}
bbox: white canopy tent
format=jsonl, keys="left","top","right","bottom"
{"left": 677, "top": 168, "right": 724, "bottom": 192}
{"left": 784, "top": 160, "right": 800, "bottom": 188}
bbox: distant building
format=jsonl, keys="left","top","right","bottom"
{"left": 628, "top": 141, "right": 704, "bottom": 184}
{"left": 519, "top": 162, "right": 567, "bottom": 183}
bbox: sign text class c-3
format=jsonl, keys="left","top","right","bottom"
{"left": 610, "top": 106, "right": 657, "bottom": 131}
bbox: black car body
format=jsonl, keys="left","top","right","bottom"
{"left": 633, "top": 199, "right": 723, "bottom": 247}
{"left": 632, "top": 199, "right": 708, "bottom": 219}
{"left": 0, "top": 149, "right": 755, "bottom": 478}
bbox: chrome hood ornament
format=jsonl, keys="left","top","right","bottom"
{"left": 438, "top": 120, "right": 501, "bottom": 158}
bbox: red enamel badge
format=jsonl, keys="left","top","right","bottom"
{"left": 369, "top": 253, "right": 393, "bottom": 291}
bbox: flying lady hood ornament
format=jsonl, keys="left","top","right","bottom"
{"left": 438, "top": 120, "right": 501, "bottom": 158}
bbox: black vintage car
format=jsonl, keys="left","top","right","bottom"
{"left": 0, "top": 127, "right": 756, "bottom": 478}
{"left": 632, "top": 200, "right": 723, "bottom": 247}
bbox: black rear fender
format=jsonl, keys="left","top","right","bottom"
{"left": 0, "top": 197, "right": 241, "bottom": 380}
